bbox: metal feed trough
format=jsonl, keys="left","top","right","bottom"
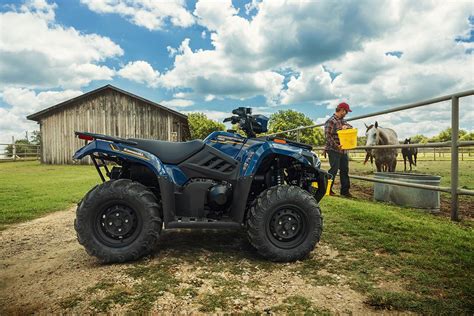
{"left": 373, "top": 173, "right": 441, "bottom": 211}
{"left": 268, "top": 89, "right": 474, "bottom": 221}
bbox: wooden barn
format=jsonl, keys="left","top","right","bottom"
{"left": 27, "top": 85, "right": 190, "bottom": 164}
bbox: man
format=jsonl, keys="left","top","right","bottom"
{"left": 324, "top": 102, "right": 353, "bottom": 197}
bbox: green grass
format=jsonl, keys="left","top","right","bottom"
{"left": 2, "top": 160, "right": 474, "bottom": 314}
{"left": 318, "top": 196, "right": 474, "bottom": 314}
{"left": 59, "top": 294, "right": 83, "bottom": 309}
{"left": 270, "top": 296, "right": 331, "bottom": 315}
{"left": 0, "top": 161, "right": 99, "bottom": 229}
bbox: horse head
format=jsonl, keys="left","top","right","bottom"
{"left": 365, "top": 121, "right": 378, "bottom": 147}
{"left": 404, "top": 138, "right": 411, "bottom": 144}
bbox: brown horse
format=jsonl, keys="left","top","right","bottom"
{"left": 365, "top": 122, "right": 398, "bottom": 172}
{"left": 401, "top": 138, "right": 418, "bottom": 171}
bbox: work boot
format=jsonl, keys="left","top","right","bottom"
{"left": 329, "top": 190, "right": 336, "bottom": 196}
{"left": 341, "top": 192, "right": 354, "bottom": 198}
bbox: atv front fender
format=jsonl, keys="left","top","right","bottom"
{"left": 242, "top": 142, "right": 313, "bottom": 177}
{"left": 73, "top": 140, "right": 169, "bottom": 178}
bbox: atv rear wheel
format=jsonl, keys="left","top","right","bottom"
{"left": 246, "top": 185, "right": 322, "bottom": 262}
{"left": 75, "top": 179, "right": 162, "bottom": 263}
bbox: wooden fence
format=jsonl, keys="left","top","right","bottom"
{"left": 0, "top": 137, "right": 41, "bottom": 162}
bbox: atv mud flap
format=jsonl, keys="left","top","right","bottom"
{"left": 312, "top": 170, "right": 331, "bottom": 202}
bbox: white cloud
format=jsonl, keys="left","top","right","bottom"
{"left": 155, "top": 0, "right": 473, "bottom": 110}
{"left": 325, "top": 1, "right": 474, "bottom": 107}
{"left": 193, "top": 0, "right": 237, "bottom": 31}
{"left": 182, "top": 109, "right": 228, "bottom": 122}
{"left": 0, "top": 88, "right": 83, "bottom": 143}
{"left": 81, "top": 0, "right": 194, "bottom": 30}
{"left": 0, "top": 0, "right": 122, "bottom": 89}
{"left": 280, "top": 66, "right": 335, "bottom": 104}
{"left": 159, "top": 38, "right": 285, "bottom": 101}
{"left": 159, "top": 98, "right": 194, "bottom": 108}
{"left": 244, "top": 0, "right": 260, "bottom": 15}
{"left": 167, "top": 45, "right": 178, "bottom": 57}
{"left": 204, "top": 94, "right": 215, "bottom": 102}
{"left": 118, "top": 60, "right": 160, "bottom": 87}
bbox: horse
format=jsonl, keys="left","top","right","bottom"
{"left": 401, "top": 138, "right": 418, "bottom": 171}
{"left": 365, "top": 122, "right": 398, "bottom": 172}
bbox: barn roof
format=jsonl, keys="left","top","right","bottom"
{"left": 26, "top": 84, "right": 187, "bottom": 121}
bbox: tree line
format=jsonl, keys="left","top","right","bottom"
{"left": 187, "top": 110, "right": 324, "bottom": 145}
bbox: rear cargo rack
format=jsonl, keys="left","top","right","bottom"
{"left": 75, "top": 131, "right": 138, "bottom": 146}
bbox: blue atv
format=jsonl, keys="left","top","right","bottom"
{"left": 73, "top": 107, "right": 330, "bottom": 263}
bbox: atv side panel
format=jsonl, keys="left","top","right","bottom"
{"left": 178, "top": 144, "right": 240, "bottom": 181}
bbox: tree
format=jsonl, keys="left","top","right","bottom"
{"left": 460, "top": 132, "right": 474, "bottom": 141}
{"left": 357, "top": 136, "right": 367, "bottom": 146}
{"left": 31, "top": 130, "right": 41, "bottom": 145}
{"left": 6, "top": 138, "right": 37, "bottom": 157}
{"left": 410, "top": 134, "right": 429, "bottom": 144}
{"left": 428, "top": 128, "right": 467, "bottom": 142}
{"left": 268, "top": 110, "right": 324, "bottom": 146}
{"left": 187, "top": 112, "right": 225, "bottom": 140}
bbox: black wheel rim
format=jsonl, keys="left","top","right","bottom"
{"left": 266, "top": 205, "right": 308, "bottom": 249}
{"left": 94, "top": 204, "right": 141, "bottom": 247}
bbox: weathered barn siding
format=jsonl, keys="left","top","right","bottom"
{"left": 30, "top": 86, "right": 189, "bottom": 164}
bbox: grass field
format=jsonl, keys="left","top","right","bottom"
{"left": 1, "top": 161, "right": 473, "bottom": 313}
{"left": 0, "top": 161, "right": 99, "bottom": 230}
{"left": 55, "top": 198, "right": 473, "bottom": 314}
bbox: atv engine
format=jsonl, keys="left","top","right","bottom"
{"left": 175, "top": 179, "right": 233, "bottom": 219}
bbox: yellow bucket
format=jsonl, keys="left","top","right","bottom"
{"left": 337, "top": 128, "right": 358, "bottom": 149}
{"left": 325, "top": 179, "right": 333, "bottom": 196}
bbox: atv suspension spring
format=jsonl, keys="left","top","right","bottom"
{"left": 275, "top": 169, "right": 285, "bottom": 185}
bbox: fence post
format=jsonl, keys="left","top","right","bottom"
{"left": 451, "top": 96, "right": 459, "bottom": 221}
{"left": 12, "top": 136, "right": 16, "bottom": 161}
{"left": 296, "top": 130, "right": 301, "bottom": 142}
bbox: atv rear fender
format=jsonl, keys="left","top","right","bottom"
{"left": 73, "top": 139, "right": 169, "bottom": 178}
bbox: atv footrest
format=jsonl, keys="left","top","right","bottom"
{"left": 167, "top": 217, "right": 242, "bottom": 229}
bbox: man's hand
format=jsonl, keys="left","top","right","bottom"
{"left": 342, "top": 125, "right": 350, "bottom": 130}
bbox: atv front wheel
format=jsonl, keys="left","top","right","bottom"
{"left": 246, "top": 185, "right": 322, "bottom": 262}
{"left": 75, "top": 179, "right": 162, "bottom": 263}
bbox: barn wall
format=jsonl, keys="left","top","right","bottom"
{"left": 40, "top": 90, "right": 189, "bottom": 164}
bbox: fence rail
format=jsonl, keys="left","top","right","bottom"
{"left": 0, "top": 139, "right": 41, "bottom": 162}
{"left": 327, "top": 147, "right": 474, "bottom": 162}
{"left": 269, "top": 89, "right": 474, "bottom": 221}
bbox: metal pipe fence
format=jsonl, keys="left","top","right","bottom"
{"left": 322, "top": 147, "right": 474, "bottom": 162}
{"left": 268, "top": 89, "right": 474, "bottom": 221}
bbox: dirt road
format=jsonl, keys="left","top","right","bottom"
{"left": 0, "top": 207, "right": 379, "bottom": 314}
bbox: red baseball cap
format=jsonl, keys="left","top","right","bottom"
{"left": 337, "top": 102, "right": 352, "bottom": 112}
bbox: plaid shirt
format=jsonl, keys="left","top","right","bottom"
{"left": 324, "top": 114, "right": 352, "bottom": 153}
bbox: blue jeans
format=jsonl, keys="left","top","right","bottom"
{"left": 327, "top": 150, "right": 350, "bottom": 195}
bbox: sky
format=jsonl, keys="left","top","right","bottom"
{"left": 0, "top": 0, "right": 473, "bottom": 144}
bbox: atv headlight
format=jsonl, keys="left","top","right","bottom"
{"left": 312, "top": 151, "right": 321, "bottom": 169}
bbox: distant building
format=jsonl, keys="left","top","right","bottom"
{"left": 27, "top": 85, "right": 190, "bottom": 164}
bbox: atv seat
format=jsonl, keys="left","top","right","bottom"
{"left": 128, "top": 138, "right": 205, "bottom": 164}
